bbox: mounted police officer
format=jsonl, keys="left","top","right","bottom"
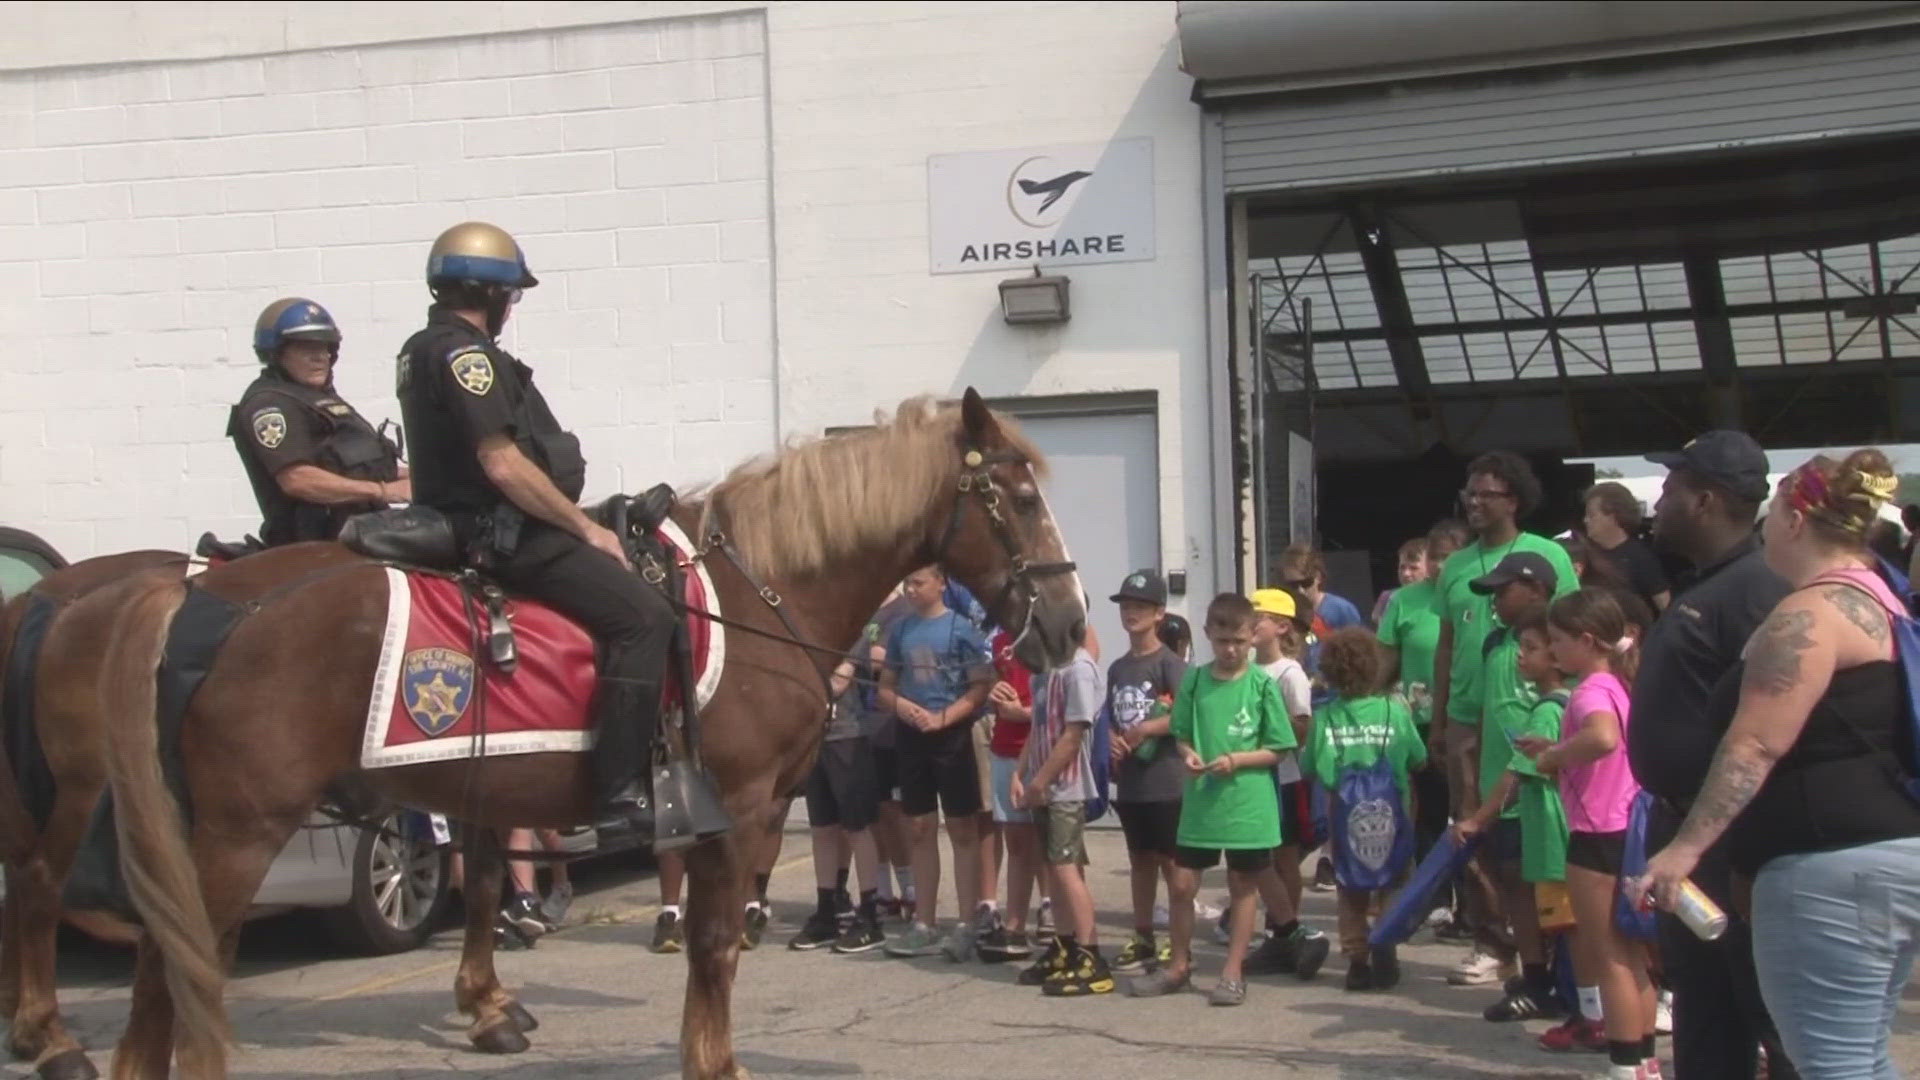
{"left": 394, "top": 221, "right": 722, "bottom": 848}
{"left": 230, "top": 298, "right": 407, "bottom": 547}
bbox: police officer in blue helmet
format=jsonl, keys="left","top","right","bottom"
{"left": 395, "top": 222, "right": 724, "bottom": 852}
{"left": 229, "top": 298, "right": 407, "bottom": 548}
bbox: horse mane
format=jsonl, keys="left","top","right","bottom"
{"left": 689, "top": 395, "right": 1046, "bottom": 581}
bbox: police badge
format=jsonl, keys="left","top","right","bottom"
{"left": 449, "top": 349, "right": 495, "bottom": 396}
{"left": 401, "top": 647, "right": 476, "bottom": 737}
{"left": 251, "top": 408, "right": 287, "bottom": 450}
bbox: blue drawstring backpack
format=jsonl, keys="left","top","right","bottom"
{"left": 1838, "top": 555, "right": 1920, "bottom": 807}
{"left": 1328, "top": 713, "right": 1415, "bottom": 891}
{"left": 1614, "top": 789, "right": 1659, "bottom": 941}
{"left": 1370, "top": 830, "right": 1483, "bottom": 947}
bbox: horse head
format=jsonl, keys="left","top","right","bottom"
{"left": 936, "top": 387, "right": 1088, "bottom": 672}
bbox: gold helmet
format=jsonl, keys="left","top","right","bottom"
{"left": 425, "top": 222, "right": 538, "bottom": 290}
{"left": 252, "top": 297, "right": 340, "bottom": 364}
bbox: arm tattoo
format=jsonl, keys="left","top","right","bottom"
{"left": 1742, "top": 608, "right": 1816, "bottom": 697}
{"left": 1678, "top": 738, "right": 1774, "bottom": 850}
{"left": 1823, "top": 584, "right": 1890, "bottom": 644}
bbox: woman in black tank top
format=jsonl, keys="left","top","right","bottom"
{"left": 1634, "top": 449, "right": 1920, "bottom": 1080}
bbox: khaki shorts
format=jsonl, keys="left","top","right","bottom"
{"left": 1042, "top": 801, "right": 1089, "bottom": 867}
{"left": 971, "top": 716, "right": 995, "bottom": 813}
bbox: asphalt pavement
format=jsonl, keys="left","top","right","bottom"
{"left": 33, "top": 824, "right": 1920, "bottom": 1079}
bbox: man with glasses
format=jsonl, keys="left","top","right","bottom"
{"left": 1429, "top": 451, "right": 1578, "bottom": 987}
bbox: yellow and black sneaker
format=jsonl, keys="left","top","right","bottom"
{"left": 1111, "top": 933, "right": 1158, "bottom": 974}
{"left": 1041, "top": 943, "right": 1115, "bottom": 997}
{"left": 1017, "top": 935, "right": 1067, "bottom": 986}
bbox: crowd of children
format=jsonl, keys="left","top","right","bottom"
{"left": 751, "top": 478, "right": 1673, "bottom": 1078}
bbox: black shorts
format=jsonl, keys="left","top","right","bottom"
{"left": 1114, "top": 800, "right": 1180, "bottom": 858}
{"left": 896, "top": 722, "right": 982, "bottom": 817}
{"left": 1489, "top": 817, "right": 1523, "bottom": 865}
{"left": 1278, "top": 779, "right": 1322, "bottom": 849}
{"left": 871, "top": 743, "right": 900, "bottom": 802}
{"left": 805, "top": 736, "right": 879, "bottom": 832}
{"left": 1176, "top": 845, "right": 1272, "bottom": 873}
{"left": 1566, "top": 829, "right": 1628, "bottom": 875}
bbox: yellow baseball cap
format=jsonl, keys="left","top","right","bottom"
{"left": 1249, "top": 588, "right": 1297, "bottom": 621}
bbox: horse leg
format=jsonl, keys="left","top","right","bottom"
{"left": 13, "top": 784, "right": 105, "bottom": 1079}
{"left": 681, "top": 830, "right": 748, "bottom": 1080}
{"left": 451, "top": 828, "right": 527, "bottom": 1055}
{"left": 1, "top": 863, "right": 23, "bottom": 1022}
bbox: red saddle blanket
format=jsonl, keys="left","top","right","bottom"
{"left": 359, "top": 520, "right": 723, "bottom": 770}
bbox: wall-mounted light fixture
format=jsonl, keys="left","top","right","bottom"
{"left": 998, "top": 265, "right": 1071, "bottom": 325}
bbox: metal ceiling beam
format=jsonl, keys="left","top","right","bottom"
{"left": 1346, "top": 204, "right": 1434, "bottom": 415}
{"left": 1683, "top": 252, "right": 1742, "bottom": 428}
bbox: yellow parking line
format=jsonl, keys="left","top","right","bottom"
{"left": 308, "top": 850, "right": 812, "bottom": 1003}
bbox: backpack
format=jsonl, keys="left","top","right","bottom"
{"left": 1614, "top": 789, "right": 1659, "bottom": 941}
{"left": 1833, "top": 556, "right": 1920, "bottom": 807}
{"left": 1086, "top": 701, "right": 1112, "bottom": 824}
{"left": 1327, "top": 704, "right": 1415, "bottom": 891}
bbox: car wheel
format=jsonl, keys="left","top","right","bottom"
{"left": 323, "top": 812, "right": 451, "bottom": 955}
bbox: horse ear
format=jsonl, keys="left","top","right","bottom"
{"left": 961, "top": 387, "right": 995, "bottom": 442}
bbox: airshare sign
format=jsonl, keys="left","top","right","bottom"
{"left": 927, "top": 137, "right": 1155, "bottom": 275}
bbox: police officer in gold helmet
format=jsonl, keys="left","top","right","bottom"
{"left": 396, "top": 222, "right": 720, "bottom": 855}
{"left": 229, "top": 297, "right": 408, "bottom": 547}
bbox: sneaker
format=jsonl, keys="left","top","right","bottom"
{"left": 1207, "top": 976, "right": 1246, "bottom": 1006}
{"left": 834, "top": 888, "right": 856, "bottom": 929}
{"left": 1111, "top": 934, "right": 1160, "bottom": 975}
{"left": 651, "top": 910, "right": 683, "bottom": 953}
{"left": 1539, "top": 1017, "right": 1609, "bottom": 1053}
{"left": 1484, "top": 986, "right": 1566, "bottom": 1023}
{"left": 939, "top": 921, "right": 977, "bottom": 963}
{"left": 1126, "top": 965, "right": 1191, "bottom": 997}
{"left": 972, "top": 902, "right": 1000, "bottom": 936}
{"left": 1345, "top": 958, "right": 1375, "bottom": 992}
{"left": 1313, "top": 859, "right": 1337, "bottom": 892}
{"left": 1424, "top": 905, "right": 1452, "bottom": 929}
{"left": 1369, "top": 944, "right": 1401, "bottom": 991}
{"left": 541, "top": 881, "right": 575, "bottom": 927}
{"left": 1017, "top": 936, "right": 1067, "bottom": 986}
{"left": 975, "top": 924, "right": 1029, "bottom": 963}
{"left": 787, "top": 911, "right": 840, "bottom": 951}
{"left": 740, "top": 903, "right": 770, "bottom": 951}
{"left": 832, "top": 917, "right": 886, "bottom": 954}
{"left": 1448, "top": 948, "right": 1506, "bottom": 986}
{"left": 1644, "top": 1059, "right": 1665, "bottom": 1079}
{"left": 1655, "top": 989, "right": 1673, "bottom": 1035}
{"left": 875, "top": 896, "right": 904, "bottom": 922}
{"left": 1033, "top": 899, "right": 1055, "bottom": 943}
{"left": 501, "top": 893, "right": 552, "bottom": 939}
{"left": 1242, "top": 931, "right": 1297, "bottom": 975}
{"left": 1041, "top": 945, "right": 1114, "bottom": 997}
{"left": 1288, "top": 925, "right": 1331, "bottom": 981}
{"left": 883, "top": 923, "right": 942, "bottom": 958}
{"left": 1151, "top": 903, "right": 1171, "bottom": 931}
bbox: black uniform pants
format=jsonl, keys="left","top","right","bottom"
{"left": 1648, "top": 803, "right": 1799, "bottom": 1080}
{"left": 496, "top": 521, "right": 676, "bottom": 800}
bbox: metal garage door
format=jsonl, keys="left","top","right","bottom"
{"left": 1221, "top": 29, "right": 1920, "bottom": 194}
{"left": 1010, "top": 408, "right": 1162, "bottom": 670}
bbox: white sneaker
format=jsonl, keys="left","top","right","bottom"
{"left": 1447, "top": 947, "right": 1505, "bottom": 986}
{"left": 1424, "top": 905, "right": 1451, "bottom": 928}
{"left": 1655, "top": 989, "right": 1673, "bottom": 1035}
{"left": 1152, "top": 903, "right": 1170, "bottom": 930}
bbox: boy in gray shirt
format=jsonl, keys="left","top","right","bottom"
{"left": 1104, "top": 570, "right": 1190, "bottom": 974}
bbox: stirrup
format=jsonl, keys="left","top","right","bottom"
{"left": 651, "top": 759, "right": 731, "bottom": 853}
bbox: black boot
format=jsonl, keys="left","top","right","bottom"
{"left": 591, "top": 680, "right": 658, "bottom": 838}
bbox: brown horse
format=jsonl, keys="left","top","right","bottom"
{"left": 0, "top": 551, "right": 192, "bottom": 1080}
{"left": 95, "top": 390, "right": 1085, "bottom": 1080}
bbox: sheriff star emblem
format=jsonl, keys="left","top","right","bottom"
{"left": 251, "top": 408, "right": 287, "bottom": 450}
{"left": 449, "top": 350, "right": 495, "bottom": 396}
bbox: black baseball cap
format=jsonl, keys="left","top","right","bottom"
{"left": 1110, "top": 568, "right": 1167, "bottom": 606}
{"left": 1645, "top": 431, "right": 1771, "bottom": 501}
{"left": 1469, "top": 551, "right": 1559, "bottom": 595}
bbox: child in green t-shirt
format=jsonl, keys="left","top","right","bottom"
{"left": 1305, "top": 628, "right": 1427, "bottom": 991}
{"left": 1126, "top": 594, "right": 1329, "bottom": 1006}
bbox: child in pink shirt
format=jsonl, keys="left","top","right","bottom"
{"left": 1519, "top": 588, "right": 1655, "bottom": 1080}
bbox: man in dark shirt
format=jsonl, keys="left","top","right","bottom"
{"left": 1628, "top": 430, "right": 1796, "bottom": 1080}
{"left": 1581, "top": 480, "right": 1671, "bottom": 613}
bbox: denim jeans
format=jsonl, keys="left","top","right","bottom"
{"left": 1751, "top": 836, "right": 1920, "bottom": 1079}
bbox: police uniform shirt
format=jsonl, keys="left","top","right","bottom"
{"left": 1626, "top": 535, "right": 1790, "bottom": 803}
{"left": 239, "top": 382, "right": 329, "bottom": 475}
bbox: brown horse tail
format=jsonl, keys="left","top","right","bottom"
{"left": 98, "top": 572, "right": 232, "bottom": 1070}
{"left": 0, "top": 600, "right": 42, "bottom": 863}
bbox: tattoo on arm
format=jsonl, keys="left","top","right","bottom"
{"left": 1741, "top": 608, "right": 1816, "bottom": 697}
{"left": 1823, "top": 584, "right": 1890, "bottom": 644}
{"left": 1678, "top": 738, "right": 1774, "bottom": 851}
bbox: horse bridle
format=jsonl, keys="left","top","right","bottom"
{"left": 934, "top": 445, "right": 1079, "bottom": 633}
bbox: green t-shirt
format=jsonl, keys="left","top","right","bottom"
{"left": 1511, "top": 692, "right": 1571, "bottom": 883}
{"left": 1434, "top": 533, "right": 1578, "bottom": 725}
{"left": 1171, "top": 664, "right": 1297, "bottom": 850}
{"left": 1377, "top": 579, "right": 1441, "bottom": 727}
{"left": 1304, "top": 695, "right": 1428, "bottom": 806}
{"left": 1480, "top": 628, "right": 1536, "bottom": 820}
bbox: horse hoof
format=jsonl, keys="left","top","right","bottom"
{"left": 470, "top": 1019, "right": 529, "bottom": 1055}
{"left": 36, "top": 1049, "right": 98, "bottom": 1080}
{"left": 502, "top": 1000, "right": 539, "bottom": 1033}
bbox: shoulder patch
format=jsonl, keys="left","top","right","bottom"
{"left": 448, "top": 349, "right": 495, "bottom": 396}
{"left": 319, "top": 399, "right": 352, "bottom": 417}
{"left": 251, "top": 407, "right": 288, "bottom": 450}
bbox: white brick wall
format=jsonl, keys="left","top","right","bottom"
{"left": 1, "top": 10, "right": 773, "bottom": 558}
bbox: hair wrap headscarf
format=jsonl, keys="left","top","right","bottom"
{"left": 1781, "top": 459, "right": 1899, "bottom": 536}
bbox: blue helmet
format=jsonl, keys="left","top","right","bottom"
{"left": 252, "top": 298, "right": 341, "bottom": 365}
{"left": 425, "top": 221, "right": 539, "bottom": 291}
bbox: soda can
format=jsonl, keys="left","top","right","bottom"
{"left": 1674, "top": 879, "right": 1729, "bottom": 941}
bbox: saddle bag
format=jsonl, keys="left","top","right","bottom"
{"left": 338, "top": 506, "right": 462, "bottom": 568}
